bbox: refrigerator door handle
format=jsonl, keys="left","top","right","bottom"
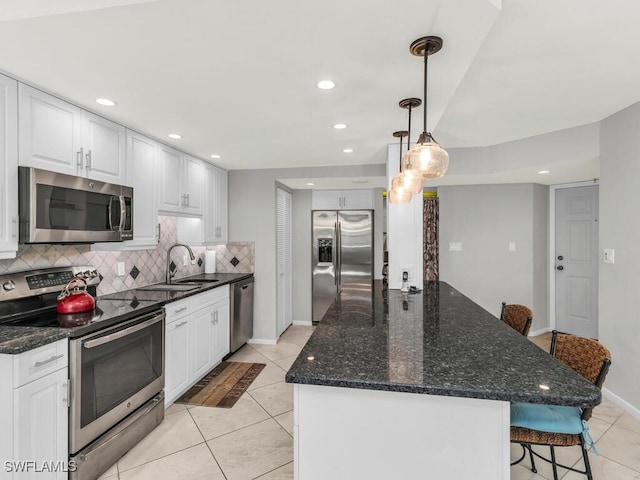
{"left": 333, "top": 222, "right": 340, "bottom": 285}
{"left": 337, "top": 220, "right": 342, "bottom": 287}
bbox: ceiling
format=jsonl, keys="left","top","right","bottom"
{"left": 1, "top": 0, "right": 639, "bottom": 188}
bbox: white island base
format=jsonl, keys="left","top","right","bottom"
{"left": 293, "top": 384, "right": 511, "bottom": 480}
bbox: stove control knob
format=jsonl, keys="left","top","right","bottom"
{"left": 3, "top": 280, "right": 16, "bottom": 291}
{"left": 83, "top": 270, "right": 91, "bottom": 279}
{"left": 90, "top": 270, "right": 98, "bottom": 278}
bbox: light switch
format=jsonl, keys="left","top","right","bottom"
{"left": 509, "top": 242, "right": 517, "bottom": 252}
{"left": 603, "top": 249, "right": 615, "bottom": 264}
{"left": 117, "top": 262, "right": 125, "bottom": 277}
{"left": 449, "top": 242, "right": 462, "bottom": 252}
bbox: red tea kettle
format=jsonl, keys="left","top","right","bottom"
{"left": 57, "top": 277, "right": 96, "bottom": 314}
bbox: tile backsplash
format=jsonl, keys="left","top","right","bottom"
{"left": 0, "top": 216, "right": 254, "bottom": 296}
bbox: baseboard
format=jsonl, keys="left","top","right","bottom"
{"left": 247, "top": 338, "right": 278, "bottom": 345}
{"left": 293, "top": 320, "right": 313, "bottom": 326}
{"left": 603, "top": 388, "right": 640, "bottom": 420}
{"left": 529, "top": 327, "right": 552, "bottom": 337}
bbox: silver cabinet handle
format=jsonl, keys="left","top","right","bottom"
{"left": 86, "top": 150, "right": 92, "bottom": 170}
{"left": 175, "top": 320, "right": 188, "bottom": 327}
{"left": 11, "top": 216, "right": 17, "bottom": 238}
{"left": 34, "top": 354, "right": 64, "bottom": 367}
{"left": 210, "top": 312, "right": 215, "bottom": 324}
{"left": 174, "top": 306, "right": 188, "bottom": 314}
{"left": 186, "top": 193, "right": 190, "bottom": 207}
{"left": 77, "top": 148, "right": 84, "bottom": 169}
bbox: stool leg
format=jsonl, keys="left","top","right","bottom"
{"left": 550, "top": 446, "right": 559, "bottom": 480}
{"left": 580, "top": 436, "right": 594, "bottom": 480}
{"left": 526, "top": 444, "right": 537, "bottom": 473}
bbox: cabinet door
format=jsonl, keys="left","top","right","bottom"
{"left": 82, "top": 111, "right": 126, "bottom": 183}
{"left": 13, "top": 368, "right": 68, "bottom": 480}
{"left": 214, "top": 168, "right": 228, "bottom": 243}
{"left": 158, "top": 145, "right": 183, "bottom": 213}
{"left": 203, "top": 165, "right": 217, "bottom": 244}
{"left": 213, "top": 299, "right": 230, "bottom": 364}
{"left": 0, "top": 73, "right": 18, "bottom": 259}
{"left": 183, "top": 155, "right": 204, "bottom": 215}
{"left": 311, "top": 190, "right": 341, "bottom": 210}
{"left": 125, "top": 130, "right": 158, "bottom": 248}
{"left": 342, "top": 189, "right": 374, "bottom": 210}
{"left": 191, "top": 307, "right": 213, "bottom": 379}
{"left": 165, "top": 319, "right": 190, "bottom": 406}
{"left": 18, "top": 83, "right": 81, "bottom": 174}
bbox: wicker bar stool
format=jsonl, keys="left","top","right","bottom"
{"left": 500, "top": 302, "right": 533, "bottom": 336}
{"left": 510, "top": 330, "right": 612, "bottom": 480}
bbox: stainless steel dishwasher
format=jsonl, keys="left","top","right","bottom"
{"left": 229, "top": 276, "right": 254, "bottom": 354}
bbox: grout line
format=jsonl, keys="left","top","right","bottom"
{"left": 252, "top": 461, "right": 293, "bottom": 479}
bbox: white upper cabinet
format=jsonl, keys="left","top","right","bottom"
{"left": 204, "top": 164, "right": 228, "bottom": 244}
{"left": 0, "top": 73, "right": 18, "bottom": 259}
{"left": 158, "top": 146, "right": 204, "bottom": 216}
{"left": 18, "top": 83, "right": 126, "bottom": 184}
{"left": 312, "top": 189, "right": 374, "bottom": 210}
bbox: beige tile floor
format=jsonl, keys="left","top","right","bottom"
{"left": 98, "top": 328, "right": 640, "bottom": 480}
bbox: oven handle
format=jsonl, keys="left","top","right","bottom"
{"left": 83, "top": 314, "right": 162, "bottom": 349}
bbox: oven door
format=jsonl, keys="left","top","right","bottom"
{"left": 69, "top": 310, "right": 165, "bottom": 454}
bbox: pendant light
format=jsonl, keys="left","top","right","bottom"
{"left": 403, "top": 36, "right": 449, "bottom": 179}
{"left": 388, "top": 131, "right": 411, "bottom": 204}
{"left": 398, "top": 97, "right": 424, "bottom": 194}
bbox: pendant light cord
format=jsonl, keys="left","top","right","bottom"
{"left": 398, "top": 136, "right": 404, "bottom": 171}
{"left": 422, "top": 45, "right": 429, "bottom": 138}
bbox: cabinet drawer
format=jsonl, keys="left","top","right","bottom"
{"left": 165, "top": 298, "right": 191, "bottom": 323}
{"left": 13, "top": 339, "right": 68, "bottom": 388}
{"left": 192, "top": 284, "right": 229, "bottom": 311}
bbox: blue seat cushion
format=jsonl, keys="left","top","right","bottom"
{"left": 510, "top": 402, "right": 583, "bottom": 434}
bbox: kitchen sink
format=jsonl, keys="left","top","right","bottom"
{"left": 177, "top": 278, "right": 220, "bottom": 283}
{"left": 137, "top": 283, "right": 201, "bottom": 292}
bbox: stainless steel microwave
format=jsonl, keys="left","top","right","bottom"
{"left": 18, "top": 167, "right": 133, "bottom": 244}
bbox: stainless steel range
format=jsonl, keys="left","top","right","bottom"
{"left": 0, "top": 266, "right": 165, "bottom": 480}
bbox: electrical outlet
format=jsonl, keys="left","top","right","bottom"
{"left": 449, "top": 242, "right": 462, "bottom": 252}
{"left": 117, "top": 262, "right": 125, "bottom": 277}
{"left": 509, "top": 242, "right": 517, "bottom": 252}
{"left": 182, "top": 254, "right": 189, "bottom": 267}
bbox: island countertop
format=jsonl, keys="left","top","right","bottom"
{"left": 285, "top": 281, "right": 601, "bottom": 408}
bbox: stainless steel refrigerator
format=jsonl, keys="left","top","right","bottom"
{"left": 312, "top": 210, "right": 373, "bottom": 323}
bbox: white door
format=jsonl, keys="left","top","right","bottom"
{"left": 213, "top": 299, "right": 230, "bottom": 364}
{"left": 0, "top": 73, "right": 18, "bottom": 258}
{"left": 14, "top": 368, "right": 68, "bottom": 480}
{"left": 82, "top": 111, "right": 126, "bottom": 183}
{"left": 191, "top": 308, "right": 213, "bottom": 379}
{"left": 555, "top": 185, "right": 599, "bottom": 338}
{"left": 125, "top": 130, "right": 158, "bottom": 247}
{"left": 276, "top": 188, "right": 293, "bottom": 336}
{"left": 165, "top": 319, "right": 190, "bottom": 405}
{"left": 18, "top": 83, "right": 81, "bottom": 174}
{"left": 158, "top": 145, "right": 183, "bottom": 213}
{"left": 183, "top": 155, "right": 204, "bottom": 215}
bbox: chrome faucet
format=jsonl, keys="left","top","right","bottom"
{"left": 166, "top": 243, "right": 196, "bottom": 284}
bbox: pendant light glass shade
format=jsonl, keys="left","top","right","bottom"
{"left": 404, "top": 132, "right": 449, "bottom": 179}
{"left": 394, "top": 162, "right": 424, "bottom": 194}
{"left": 388, "top": 184, "right": 412, "bottom": 204}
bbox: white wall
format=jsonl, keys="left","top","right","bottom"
{"left": 229, "top": 164, "right": 386, "bottom": 339}
{"left": 599, "top": 100, "right": 640, "bottom": 414}
{"left": 439, "top": 184, "right": 548, "bottom": 329}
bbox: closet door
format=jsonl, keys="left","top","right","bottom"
{"left": 276, "top": 188, "right": 293, "bottom": 336}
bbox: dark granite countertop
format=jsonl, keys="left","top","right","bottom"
{"left": 0, "top": 272, "right": 252, "bottom": 355}
{"left": 285, "top": 281, "right": 601, "bottom": 408}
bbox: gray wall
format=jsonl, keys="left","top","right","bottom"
{"left": 292, "top": 189, "right": 312, "bottom": 323}
{"left": 599, "top": 100, "right": 640, "bottom": 412}
{"left": 439, "top": 184, "right": 548, "bottom": 330}
{"left": 229, "top": 164, "right": 386, "bottom": 339}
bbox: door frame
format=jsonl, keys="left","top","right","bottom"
{"left": 548, "top": 179, "right": 599, "bottom": 332}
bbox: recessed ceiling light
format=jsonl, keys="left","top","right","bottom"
{"left": 316, "top": 80, "right": 335, "bottom": 90}
{"left": 168, "top": 133, "right": 182, "bottom": 139}
{"left": 538, "top": 170, "right": 550, "bottom": 174}
{"left": 306, "top": 182, "right": 315, "bottom": 186}
{"left": 210, "top": 154, "right": 221, "bottom": 159}
{"left": 343, "top": 148, "right": 353, "bottom": 153}
{"left": 333, "top": 123, "right": 347, "bottom": 130}
{"left": 96, "top": 98, "right": 116, "bottom": 107}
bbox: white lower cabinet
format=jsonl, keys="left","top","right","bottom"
{"left": 0, "top": 339, "right": 69, "bottom": 480}
{"left": 165, "top": 285, "right": 230, "bottom": 407}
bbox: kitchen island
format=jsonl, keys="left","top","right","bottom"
{"left": 285, "top": 281, "right": 601, "bottom": 479}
